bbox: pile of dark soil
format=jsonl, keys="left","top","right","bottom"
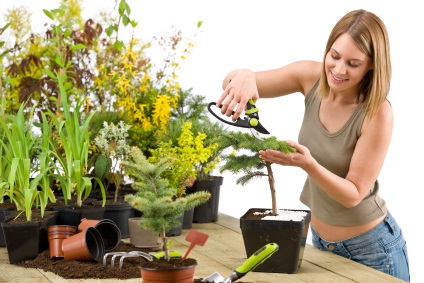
{"left": 14, "top": 241, "right": 251, "bottom": 282}
{"left": 15, "top": 241, "right": 154, "bottom": 279}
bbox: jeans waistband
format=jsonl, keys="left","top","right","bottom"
{"left": 314, "top": 212, "right": 397, "bottom": 247}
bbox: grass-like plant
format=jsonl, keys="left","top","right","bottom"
{"left": 122, "top": 146, "right": 211, "bottom": 261}
{"left": 45, "top": 72, "right": 106, "bottom": 207}
{"left": 215, "top": 131, "right": 295, "bottom": 215}
{"left": 0, "top": 102, "right": 54, "bottom": 221}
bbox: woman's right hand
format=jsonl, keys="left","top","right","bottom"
{"left": 217, "top": 69, "right": 259, "bottom": 121}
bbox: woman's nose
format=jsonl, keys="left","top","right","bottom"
{"left": 334, "top": 62, "right": 347, "bottom": 75}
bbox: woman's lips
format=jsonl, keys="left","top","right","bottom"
{"left": 330, "top": 72, "right": 347, "bottom": 84}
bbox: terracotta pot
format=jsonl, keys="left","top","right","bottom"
{"left": 140, "top": 264, "right": 197, "bottom": 283}
{"left": 128, "top": 217, "right": 160, "bottom": 250}
{"left": 48, "top": 225, "right": 77, "bottom": 258}
{"left": 78, "top": 218, "right": 121, "bottom": 252}
{"left": 62, "top": 227, "right": 105, "bottom": 261}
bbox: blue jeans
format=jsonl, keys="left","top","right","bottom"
{"left": 311, "top": 212, "right": 410, "bottom": 282}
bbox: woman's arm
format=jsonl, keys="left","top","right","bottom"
{"left": 217, "top": 60, "right": 321, "bottom": 120}
{"left": 259, "top": 100, "right": 393, "bottom": 207}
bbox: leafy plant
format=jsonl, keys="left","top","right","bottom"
{"left": 215, "top": 131, "right": 295, "bottom": 215}
{"left": 0, "top": 101, "right": 54, "bottom": 221}
{"left": 45, "top": 72, "right": 105, "bottom": 207}
{"left": 160, "top": 88, "right": 230, "bottom": 181}
{"left": 149, "top": 121, "right": 217, "bottom": 197}
{"left": 94, "top": 120, "right": 131, "bottom": 202}
{"left": 122, "top": 146, "right": 210, "bottom": 261}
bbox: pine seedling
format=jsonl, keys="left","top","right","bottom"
{"left": 122, "top": 146, "right": 211, "bottom": 261}
{"left": 215, "top": 131, "right": 295, "bottom": 215}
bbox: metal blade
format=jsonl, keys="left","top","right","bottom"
{"left": 253, "top": 122, "right": 270, "bottom": 134}
{"left": 250, "top": 128, "right": 263, "bottom": 140}
{"left": 201, "top": 271, "right": 224, "bottom": 282}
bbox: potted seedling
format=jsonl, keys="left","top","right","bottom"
{"left": 93, "top": 120, "right": 135, "bottom": 238}
{"left": 0, "top": 101, "right": 57, "bottom": 263}
{"left": 149, "top": 120, "right": 219, "bottom": 232}
{"left": 121, "top": 146, "right": 211, "bottom": 282}
{"left": 216, "top": 131, "right": 311, "bottom": 274}
{"left": 162, "top": 90, "right": 230, "bottom": 224}
{"left": 45, "top": 73, "right": 106, "bottom": 227}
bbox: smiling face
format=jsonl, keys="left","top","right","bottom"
{"left": 324, "top": 33, "right": 373, "bottom": 96}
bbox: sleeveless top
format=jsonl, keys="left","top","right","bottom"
{"left": 298, "top": 79, "right": 387, "bottom": 226}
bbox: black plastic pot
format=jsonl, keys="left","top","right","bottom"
{"left": 182, "top": 208, "right": 194, "bottom": 229}
{"left": 187, "top": 176, "right": 223, "bottom": 223}
{"left": 240, "top": 208, "right": 311, "bottom": 274}
{"left": 166, "top": 214, "right": 183, "bottom": 237}
{"left": 0, "top": 205, "right": 17, "bottom": 247}
{"left": 1, "top": 213, "right": 56, "bottom": 263}
{"left": 102, "top": 202, "right": 135, "bottom": 238}
{"left": 51, "top": 204, "right": 105, "bottom": 227}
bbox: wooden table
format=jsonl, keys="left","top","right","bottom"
{"left": 0, "top": 213, "right": 405, "bottom": 283}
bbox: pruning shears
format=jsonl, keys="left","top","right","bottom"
{"left": 208, "top": 99, "right": 270, "bottom": 140}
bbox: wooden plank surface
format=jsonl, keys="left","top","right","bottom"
{"left": 0, "top": 213, "right": 405, "bottom": 283}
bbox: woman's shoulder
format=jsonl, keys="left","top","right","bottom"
{"left": 292, "top": 60, "right": 321, "bottom": 94}
{"left": 362, "top": 100, "right": 393, "bottom": 135}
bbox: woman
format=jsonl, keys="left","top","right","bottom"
{"left": 216, "top": 9, "right": 410, "bottom": 282}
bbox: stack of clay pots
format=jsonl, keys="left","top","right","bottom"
{"left": 48, "top": 218, "right": 121, "bottom": 261}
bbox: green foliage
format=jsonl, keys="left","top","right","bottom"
{"left": 149, "top": 121, "right": 217, "bottom": 197}
{"left": 122, "top": 146, "right": 210, "bottom": 261}
{"left": 0, "top": 101, "right": 54, "bottom": 221}
{"left": 45, "top": 72, "right": 105, "bottom": 207}
{"left": 215, "top": 131, "right": 295, "bottom": 214}
{"left": 94, "top": 121, "right": 131, "bottom": 201}
{"left": 160, "top": 88, "right": 230, "bottom": 180}
{"left": 94, "top": 155, "right": 110, "bottom": 180}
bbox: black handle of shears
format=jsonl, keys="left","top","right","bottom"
{"left": 207, "top": 102, "right": 250, "bottom": 129}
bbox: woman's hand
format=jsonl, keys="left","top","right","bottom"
{"left": 259, "top": 140, "right": 313, "bottom": 170}
{"left": 217, "top": 69, "right": 259, "bottom": 121}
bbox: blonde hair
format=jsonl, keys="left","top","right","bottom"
{"left": 317, "top": 9, "right": 391, "bottom": 119}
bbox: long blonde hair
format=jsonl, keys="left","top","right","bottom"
{"left": 317, "top": 9, "right": 391, "bottom": 119}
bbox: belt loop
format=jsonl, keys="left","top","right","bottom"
{"left": 384, "top": 212, "right": 396, "bottom": 234}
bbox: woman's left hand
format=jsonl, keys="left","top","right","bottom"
{"left": 259, "top": 140, "right": 312, "bottom": 169}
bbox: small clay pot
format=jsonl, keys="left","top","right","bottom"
{"left": 140, "top": 264, "right": 197, "bottom": 283}
{"left": 78, "top": 218, "right": 121, "bottom": 252}
{"left": 48, "top": 225, "right": 77, "bottom": 258}
{"left": 62, "top": 227, "right": 105, "bottom": 261}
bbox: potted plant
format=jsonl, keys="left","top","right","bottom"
{"left": 161, "top": 89, "right": 230, "bottom": 225}
{"left": 215, "top": 131, "right": 311, "bottom": 274}
{"left": 93, "top": 120, "right": 135, "bottom": 238}
{"left": 45, "top": 72, "right": 106, "bottom": 227}
{"left": 121, "top": 146, "right": 210, "bottom": 282}
{"left": 149, "top": 120, "right": 218, "bottom": 232}
{"left": 0, "top": 101, "right": 57, "bottom": 263}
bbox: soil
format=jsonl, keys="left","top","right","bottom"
{"left": 13, "top": 241, "right": 251, "bottom": 282}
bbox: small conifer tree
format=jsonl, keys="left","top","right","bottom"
{"left": 215, "top": 131, "right": 295, "bottom": 215}
{"left": 122, "top": 146, "right": 211, "bottom": 261}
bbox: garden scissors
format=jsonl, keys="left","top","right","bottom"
{"left": 208, "top": 99, "right": 270, "bottom": 140}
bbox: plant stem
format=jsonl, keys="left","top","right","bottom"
{"left": 265, "top": 161, "right": 277, "bottom": 215}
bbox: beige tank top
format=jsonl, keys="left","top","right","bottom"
{"left": 298, "top": 80, "right": 387, "bottom": 226}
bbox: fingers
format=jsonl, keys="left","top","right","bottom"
{"left": 259, "top": 149, "right": 296, "bottom": 166}
{"left": 217, "top": 83, "right": 248, "bottom": 121}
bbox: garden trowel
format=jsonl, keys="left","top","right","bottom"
{"left": 202, "top": 243, "right": 278, "bottom": 283}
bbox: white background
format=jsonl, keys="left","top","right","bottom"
{"left": 1, "top": 1, "right": 422, "bottom": 282}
